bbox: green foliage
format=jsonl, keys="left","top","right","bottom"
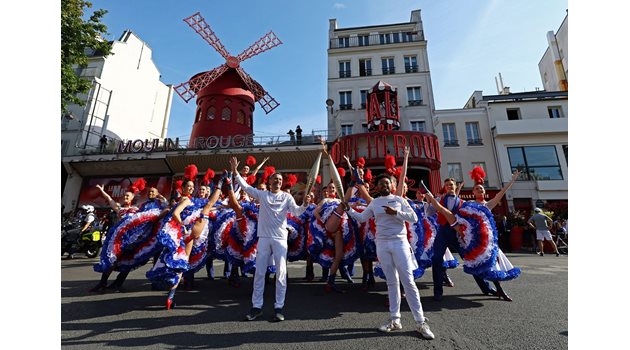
{"left": 61, "top": 0, "right": 112, "bottom": 114}
{"left": 507, "top": 210, "right": 526, "bottom": 227}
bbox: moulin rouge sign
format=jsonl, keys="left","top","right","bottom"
{"left": 330, "top": 131, "right": 442, "bottom": 166}
{"left": 116, "top": 134, "right": 254, "bottom": 153}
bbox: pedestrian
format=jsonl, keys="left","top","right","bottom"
{"left": 527, "top": 208, "right": 560, "bottom": 257}
{"left": 230, "top": 156, "right": 312, "bottom": 322}
{"left": 99, "top": 135, "right": 108, "bottom": 153}
{"left": 295, "top": 125, "right": 303, "bottom": 145}
{"left": 343, "top": 174, "right": 434, "bottom": 339}
{"left": 287, "top": 129, "right": 295, "bottom": 144}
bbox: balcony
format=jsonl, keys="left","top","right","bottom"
{"left": 339, "top": 104, "right": 353, "bottom": 110}
{"left": 408, "top": 100, "right": 422, "bottom": 106}
{"left": 444, "top": 140, "right": 459, "bottom": 147}
{"left": 339, "top": 70, "right": 352, "bottom": 78}
{"left": 359, "top": 68, "right": 372, "bottom": 76}
{"left": 467, "top": 138, "right": 483, "bottom": 146}
{"left": 382, "top": 67, "right": 395, "bottom": 75}
{"left": 494, "top": 118, "right": 568, "bottom": 136}
{"left": 329, "top": 32, "right": 424, "bottom": 49}
{"left": 405, "top": 64, "right": 418, "bottom": 73}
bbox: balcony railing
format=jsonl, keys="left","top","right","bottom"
{"left": 330, "top": 32, "right": 424, "bottom": 49}
{"left": 444, "top": 140, "right": 459, "bottom": 147}
{"left": 382, "top": 67, "right": 396, "bottom": 75}
{"left": 467, "top": 138, "right": 483, "bottom": 146}
{"left": 338, "top": 70, "right": 351, "bottom": 78}
{"left": 408, "top": 100, "right": 423, "bottom": 106}
{"left": 359, "top": 68, "right": 372, "bottom": 76}
{"left": 339, "top": 104, "right": 353, "bottom": 110}
{"left": 405, "top": 64, "right": 418, "bottom": 73}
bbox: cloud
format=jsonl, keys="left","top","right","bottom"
{"left": 333, "top": 3, "right": 346, "bottom": 9}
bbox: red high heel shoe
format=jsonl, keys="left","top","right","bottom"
{"left": 166, "top": 298, "right": 175, "bottom": 310}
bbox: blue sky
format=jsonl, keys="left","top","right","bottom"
{"left": 88, "top": 0, "right": 567, "bottom": 141}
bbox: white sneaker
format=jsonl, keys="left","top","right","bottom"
{"left": 416, "top": 322, "right": 435, "bottom": 340}
{"left": 378, "top": 319, "right": 402, "bottom": 332}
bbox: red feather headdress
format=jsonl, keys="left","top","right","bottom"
{"left": 246, "top": 155, "right": 257, "bottom": 167}
{"left": 469, "top": 166, "right": 486, "bottom": 185}
{"left": 129, "top": 178, "right": 146, "bottom": 194}
{"left": 184, "top": 164, "right": 198, "bottom": 182}
{"left": 203, "top": 169, "right": 215, "bottom": 186}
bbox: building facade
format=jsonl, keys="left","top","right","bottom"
{"left": 539, "top": 14, "right": 568, "bottom": 92}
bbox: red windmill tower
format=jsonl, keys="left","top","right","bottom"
{"left": 174, "top": 12, "right": 282, "bottom": 147}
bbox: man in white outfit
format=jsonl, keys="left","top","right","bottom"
{"left": 344, "top": 174, "right": 434, "bottom": 340}
{"left": 230, "top": 157, "right": 312, "bottom": 322}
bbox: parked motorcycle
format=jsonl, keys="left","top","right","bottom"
{"left": 61, "top": 207, "right": 103, "bottom": 259}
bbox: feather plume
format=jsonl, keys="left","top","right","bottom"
{"left": 246, "top": 155, "right": 257, "bottom": 167}
{"left": 316, "top": 175, "right": 322, "bottom": 184}
{"left": 356, "top": 157, "right": 366, "bottom": 168}
{"left": 384, "top": 155, "right": 396, "bottom": 170}
{"left": 129, "top": 178, "right": 146, "bottom": 194}
{"left": 184, "top": 164, "right": 198, "bottom": 182}
{"left": 469, "top": 166, "right": 486, "bottom": 185}
{"left": 203, "top": 169, "right": 215, "bottom": 185}
{"left": 246, "top": 174, "right": 257, "bottom": 185}
{"left": 337, "top": 167, "right": 346, "bottom": 178}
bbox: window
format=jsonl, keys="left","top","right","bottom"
{"left": 379, "top": 33, "right": 392, "bottom": 44}
{"left": 410, "top": 121, "right": 426, "bottom": 132}
{"left": 392, "top": 32, "right": 400, "bottom": 43}
{"left": 382, "top": 58, "right": 395, "bottom": 74}
{"left": 359, "top": 59, "right": 372, "bottom": 76}
{"left": 447, "top": 163, "right": 463, "bottom": 182}
{"left": 360, "top": 90, "right": 368, "bottom": 109}
{"left": 236, "top": 110, "right": 245, "bottom": 124}
{"left": 206, "top": 106, "right": 216, "bottom": 120}
{"left": 341, "top": 124, "right": 353, "bottom": 136}
{"left": 195, "top": 108, "right": 202, "bottom": 122}
{"left": 407, "top": 87, "right": 422, "bottom": 106}
{"left": 508, "top": 146, "right": 563, "bottom": 180}
{"left": 471, "top": 162, "right": 489, "bottom": 185}
{"left": 442, "top": 123, "right": 458, "bottom": 146}
{"left": 403, "top": 32, "right": 414, "bottom": 42}
{"left": 465, "top": 122, "right": 482, "bottom": 145}
{"left": 338, "top": 36, "right": 349, "bottom": 48}
{"left": 339, "top": 61, "right": 351, "bottom": 78}
{"left": 404, "top": 56, "right": 418, "bottom": 73}
{"left": 339, "top": 91, "right": 352, "bottom": 109}
{"left": 548, "top": 106, "right": 563, "bottom": 118}
{"left": 221, "top": 107, "right": 231, "bottom": 120}
{"left": 506, "top": 108, "right": 521, "bottom": 120}
{"left": 358, "top": 35, "right": 369, "bottom": 46}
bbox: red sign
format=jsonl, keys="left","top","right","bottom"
{"left": 78, "top": 176, "right": 173, "bottom": 209}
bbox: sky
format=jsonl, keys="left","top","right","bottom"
{"left": 86, "top": 0, "right": 568, "bottom": 141}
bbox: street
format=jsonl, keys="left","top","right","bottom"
{"left": 61, "top": 253, "right": 567, "bottom": 349}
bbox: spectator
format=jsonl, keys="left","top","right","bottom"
{"left": 99, "top": 135, "right": 108, "bottom": 153}
{"left": 295, "top": 125, "right": 303, "bottom": 145}
{"left": 287, "top": 129, "right": 295, "bottom": 144}
{"left": 527, "top": 208, "right": 561, "bottom": 257}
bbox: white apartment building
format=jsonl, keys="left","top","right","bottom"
{"left": 327, "top": 10, "right": 435, "bottom": 137}
{"left": 539, "top": 14, "right": 568, "bottom": 92}
{"left": 61, "top": 30, "right": 174, "bottom": 156}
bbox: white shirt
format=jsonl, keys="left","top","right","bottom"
{"left": 347, "top": 194, "right": 418, "bottom": 240}
{"left": 235, "top": 173, "right": 307, "bottom": 239}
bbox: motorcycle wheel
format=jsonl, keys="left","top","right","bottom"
{"left": 86, "top": 245, "right": 101, "bottom": 259}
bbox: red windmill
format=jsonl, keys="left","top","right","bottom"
{"left": 174, "top": 12, "right": 282, "bottom": 147}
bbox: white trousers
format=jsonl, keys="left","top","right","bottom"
{"left": 251, "top": 237, "right": 288, "bottom": 309}
{"left": 376, "top": 238, "right": 426, "bottom": 323}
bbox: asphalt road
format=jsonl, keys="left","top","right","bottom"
{"left": 61, "top": 253, "right": 568, "bottom": 349}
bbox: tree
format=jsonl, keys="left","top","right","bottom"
{"left": 61, "top": 0, "right": 112, "bottom": 114}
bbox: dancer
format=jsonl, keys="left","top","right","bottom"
{"left": 230, "top": 157, "right": 312, "bottom": 322}
{"left": 428, "top": 178, "right": 497, "bottom": 301}
{"left": 344, "top": 174, "right": 434, "bottom": 339}
{"left": 466, "top": 166, "right": 522, "bottom": 301}
{"left": 424, "top": 189, "right": 521, "bottom": 302}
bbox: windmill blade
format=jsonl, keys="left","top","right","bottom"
{"left": 236, "top": 31, "right": 283, "bottom": 62}
{"left": 174, "top": 65, "right": 229, "bottom": 102}
{"left": 183, "top": 12, "right": 231, "bottom": 60}
{"left": 235, "top": 67, "right": 280, "bottom": 113}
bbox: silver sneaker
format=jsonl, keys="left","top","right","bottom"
{"left": 416, "top": 321, "right": 435, "bottom": 340}
{"left": 378, "top": 319, "right": 403, "bottom": 332}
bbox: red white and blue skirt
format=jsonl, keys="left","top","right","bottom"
{"left": 93, "top": 207, "right": 163, "bottom": 274}
{"left": 309, "top": 201, "right": 359, "bottom": 268}
{"left": 287, "top": 204, "right": 315, "bottom": 262}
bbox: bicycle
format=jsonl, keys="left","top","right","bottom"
{"left": 554, "top": 230, "right": 568, "bottom": 255}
